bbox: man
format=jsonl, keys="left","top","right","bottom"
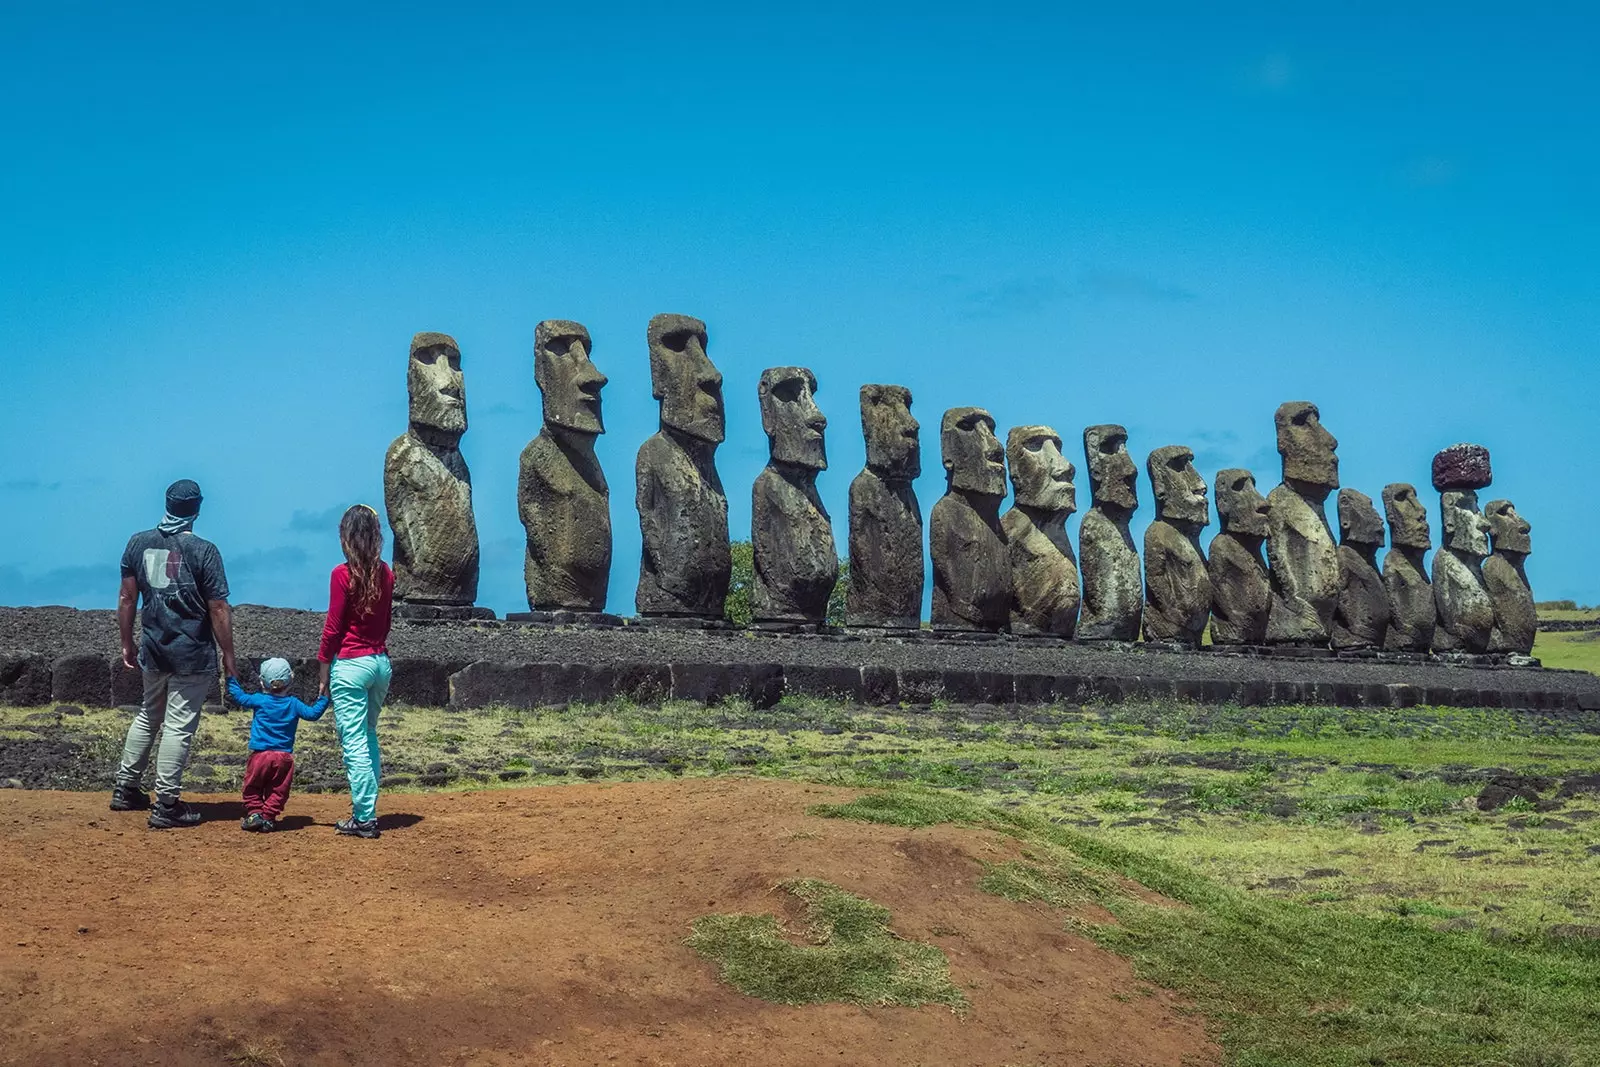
{"left": 112, "top": 479, "right": 236, "bottom": 828}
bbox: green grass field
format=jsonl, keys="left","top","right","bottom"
{"left": 6, "top": 694, "right": 1600, "bottom": 1065}
{"left": 1534, "top": 629, "right": 1600, "bottom": 674}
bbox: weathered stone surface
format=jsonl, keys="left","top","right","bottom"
{"left": 1433, "top": 489, "right": 1495, "bottom": 653}
{"left": 50, "top": 654, "right": 112, "bottom": 706}
{"left": 1079, "top": 424, "right": 1141, "bottom": 641}
{"left": 751, "top": 367, "right": 837, "bottom": 624}
{"left": 1001, "top": 425, "right": 1079, "bottom": 636}
{"left": 0, "top": 652, "right": 51, "bottom": 706}
{"left": 519, "top": 320, "right": 610, "bottom": 612}
{"left": 1381, "top": 483, "right": 1435, "bottom": 652}
{"left": 1484, "top": 498, "right": 1535, "bottom": 655}
{"left": 386, "top": 332, "right": 480, "bottom": 605}
{"left": 635, "top": 314, "right": 730, "bottom": 617}
{"left": 930, "top": 407, "right": 1008, "bottom": 631}
{"left": 1432, "top": 443, "right": 1492, "bottom": 492}
{"left": 1266, "top": 401, "right": 1339, "bottom": 644}
{"left": 847, "top": 385, "right": 923, "bottom": 628}
{"left": 1208, "top": 468, "right": 1271, "bottom": 646}
{"left": 1142, "top": 446, "right": 1210, "bottom": 647}
{"left": 1332, "top": 489, "right": 1391, "bottom": 650}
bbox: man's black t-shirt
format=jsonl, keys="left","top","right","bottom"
{"left": 120, "top": 529, "right": 230, "bottom": 675}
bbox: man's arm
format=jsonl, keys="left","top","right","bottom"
{"left": 117, "top": 576, "right": 139, "bottom": 670}
{"left": 208, "top": 599, "right": 236, "bottom": 678}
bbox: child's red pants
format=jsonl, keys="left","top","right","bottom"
{"left": 242, "top": 750, "right": 295, "bottom": 820}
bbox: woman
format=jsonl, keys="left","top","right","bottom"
{"left": 317, "top": 504, "right": 394, "bottom": 839}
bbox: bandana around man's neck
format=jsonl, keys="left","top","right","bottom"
{"left": 157, "top": 512, "right": 196, "bottom": 536}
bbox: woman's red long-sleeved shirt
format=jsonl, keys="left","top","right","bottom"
{"left": 318, "top": 562, "right": 394, "bottom": 663}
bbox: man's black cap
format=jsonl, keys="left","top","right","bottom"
{"left": 165, "top": 479, "right": 203, "bottom": 518}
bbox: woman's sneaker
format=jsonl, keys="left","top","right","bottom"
{"left": 335, "top": 817, "right": 380, "bottom": 839}
{"left": 148, "top": 800, "right": 201, "bottom": 829}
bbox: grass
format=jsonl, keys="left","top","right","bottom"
{"left": 814, "top": 788, "right": 1600, "bottom": 1067}
{"left": 1533, "top": 629, "right": 1600, "bottom": 674}
{"left": 685, "top": 878, "right": 966, "bottom": 1012}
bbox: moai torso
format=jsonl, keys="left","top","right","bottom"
{"left": 1433, "top": 549, "right": 1494, "bottom": 652}
{"left": 1383, "top": 550, "right": 1435, "bottom": 652}
{"left": 1079, "top": 424, "right": 1141, "bottom": 641}
{"left": 1208, "top": 533, "right": 1270, "bottom": 645}
{"left": 519, "top": 431, "right": 610, "bottom": 611}
{"left": 520, "top": 320, "right": 610, "bottom": 612}
{"left": 1485, "top": 499, "right": 1535, "bottom": 655}
{"left": 1265, "top": 485, "right": 1339, "bottom": 643}
{"left": 1332, "top": 488, "right": 1390, "bottom": 651}
{"left": 1142, "top": 445, "right": 1211, "bottom": 647}
{"left": 752, "top": 467, "right": 837, "bottom": 623}
{"left": 635, "top": 429, "right": 731, "bottom": 616}
{"left": 847, "top": 470, "right": 923, "bottom": 627}
{"left": 386, "top": 432, "right": 480, "bottom": 604}
{"left": 931, "top": 407, "right": 1009, "bottom": 631}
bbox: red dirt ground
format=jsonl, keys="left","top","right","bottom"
{"left": 0, "top": 780, "right": 1219, "bottom": 1067}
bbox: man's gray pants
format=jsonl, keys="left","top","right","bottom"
{"left": 115, "top": 670, "right": 211, "bottom": 803}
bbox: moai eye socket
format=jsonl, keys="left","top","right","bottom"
{"left": 771, "top": 378, "right": 804, "bottom": 403}
{"left": 661, "top": 331, "right": 691, "bottom": 353}
{"left": 1231, "top": 475, "right": 1250, "bottom": 492}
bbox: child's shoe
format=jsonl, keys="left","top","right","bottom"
{"left": 257, "top": 817, "right": 278, "bottom": 833}
{"left": 335, "top": 817, "right": 380, "bottom": 839}
{"left": 241, "top": 812, "right": 268, "bottom": 832}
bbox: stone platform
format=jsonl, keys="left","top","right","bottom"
{"left": 2, "top": 605, "right": 1597, "bottom": 714}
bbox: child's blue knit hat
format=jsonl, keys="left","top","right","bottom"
{"left": 260, "top": 658, "right": 293, "bottom": 687}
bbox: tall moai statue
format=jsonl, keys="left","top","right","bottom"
{"left": 1431, "top": 444, "right": 1495, "bottom": 653}
{"left": 1078, "top": 424, "right": 1141, "bottom": 641}
{"left": 517, "top": 320, "right": 611, "bottom": 615}
{"left": 1484, "top": 499, "right": 1535, "bottom": 655}
{"left": 1331, "top": 489, "right": 1391, "bottom": 650}
{"left": 1001, "top": 426, "right": 1079, "bottom": 637}
{"left": 1265, "top": 401, "right": 1340, "bottom": 645}
{"left": 930, "top": 407, "right": 1009, "bottom": 631}
{"left": 634, "top": 314, "right": 731, "bottom": 618}
{"left": 1381, "top": 483, "right": 1435, "bottom": 652}
{"left": 1143, "top": 445, "right": 1212, "bottom": 648}
{"left": 751, "top": 367, "right": 837, "bottom": 626}
{"left": 385, "top": 332, "right": 485, "bottom": 615}
{"left": 1208, "top": 469, "right": 1271, "bottom": 645}
{"left": 846, "top": 385, "right": 924, "bottom": 629}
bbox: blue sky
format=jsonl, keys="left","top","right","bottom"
{"left": 3, "top": 5, "right": 1596, "bottom": 615}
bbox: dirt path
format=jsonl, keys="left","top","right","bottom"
{"left": 0, "top": 780, "right": 1218, "bottom": 1066}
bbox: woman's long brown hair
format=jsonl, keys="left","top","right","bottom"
{"left": 340, "top": 505, "right": 385, "bottom": 616}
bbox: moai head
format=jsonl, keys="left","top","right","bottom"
{"left": 648, "top": 313, "right": 724, "bottom": 443}
{"left": 1441, "top": 489, "right": 1492, "bottom": 557}
{"left": 941, "top": 407, "right": 1006, "bottom": 497}
{"left": 1007, "top": 425, "right": 1075, "bottom": 514}
{"left": 407, "top": 332, "right": 466, "bottom": 438}
{"left": 534, "top": 320, "right": 606, "bottom": 435}
{"left": 1215, "top": 468, "right": 1269, "bottom": 538}
{"left": 759, "top": 366, "right": 827, "bottom": 470}
{"left": 1337, "top": 488, "right": 1385, "bottom": 548}
{"left": 1486, "top": 499, "right": 1532, "bottom": 556}
{"left": 860, "top": 384, "right": 920, "bottom": 479}
{"left": 1275, "top": 401, "right": 1338, "bottom": 489}
{"left": 1083, "top": 424, "right": 1138, "bottom": 512}
{"left": 1383, "top": 484, "right": 1431, "bottom": 550}
{"left": 1147, "top": 445, "right": 1208, "bottom": 527}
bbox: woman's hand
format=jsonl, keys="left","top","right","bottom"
{"left": 318, "top": 660, "right": 331, "bottom": 700}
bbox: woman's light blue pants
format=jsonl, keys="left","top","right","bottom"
{"left": 330, "top": 653, "right": 391, "bottom": 822}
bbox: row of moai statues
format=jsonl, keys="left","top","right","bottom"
{"left": 382, "top": 321, "right": 1536, "bottom": 655}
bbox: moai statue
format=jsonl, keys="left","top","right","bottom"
{"left": 751, "top": 367, "right": 837, "bottom": 625}
{"left": 1266, "top": 401, "right": 1340, "bottom": 645}
{"left": 385, "top": 332, "right": 484, "bottom": 613}
{"left": 930, "top": 407, "right": 1008, "bottom": 631}
{"left": 846, "top": 385, "right": 924, "bottom": 629}
{"left": 635, "top": 314, "right": 731, "bottom": 618}
{"left": 1431, "top": 445, "right": 1495, "bottom": 653}
{"left": 1207, "top": 469, "right": 1271, "bottom": 645}
{"left": 1381, "top": 483, "right": 1435, "bottom": 652}
{"left": 1332, "top": 489, "right": 1391, "bottom": 650}
{"left": 1001, "top": 426, "right": 1079, "bottom": 636}
{"left": 1142, "top": 446, "right": 1211, "bottom": 648}
{"left": 517, "top": 320, "right": 610, "bottom": 615}
{"left": 1484, "top": 499, "right": 1535, "bottom": 656}
{"left": 1078, "top": 424, "right": 1141, "bottom": 641}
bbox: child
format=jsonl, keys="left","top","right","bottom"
{"left": 226, "top": 658, "right": 328, "bottom": 832}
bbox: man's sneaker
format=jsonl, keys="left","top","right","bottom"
{"left": 335, "top": 817, "right": 380, "bottom": 839}
{"left": 241, "top": 812, "right": 268, "bottom": 832}
{"left": 109, "top": 786, "right": 151, "bottom": 812}
{"left": 148, "top": 800, "right": 202, "bottom": 829}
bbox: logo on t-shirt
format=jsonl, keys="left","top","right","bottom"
{"left": 143, "top": 548, "right": 183, "bottom": 590}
